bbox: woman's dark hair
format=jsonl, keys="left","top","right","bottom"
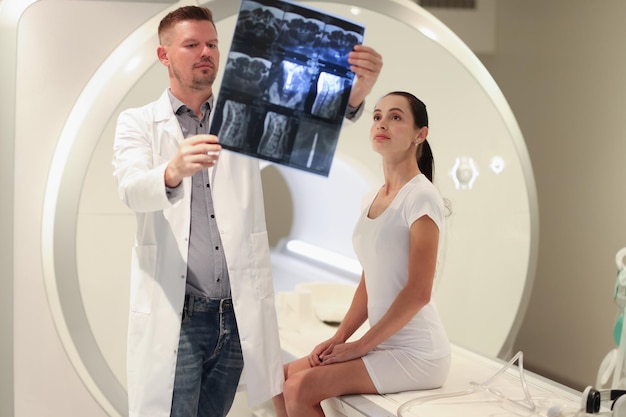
{"left": 384, "top": 91, "right": 435, "bottom": 182}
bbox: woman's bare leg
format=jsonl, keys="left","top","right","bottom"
{"left": 281, "top": 358, "right": 377, "bottom": 417}
{"left": 272, "top": 393, "right": 288, "bottom": 417}
{"left": 272, "top": 358, "right": 312, "bottom": 417}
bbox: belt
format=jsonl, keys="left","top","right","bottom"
{"left": 184, "top": 294, "right": 233, "bottom": 316}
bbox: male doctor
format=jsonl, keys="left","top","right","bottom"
{"left": 113, "top": 5, "right": 382, "bottom": 417}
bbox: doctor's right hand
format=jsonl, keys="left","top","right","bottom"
{"left": 165, "top": 134, "right": 221, "bottom": 188}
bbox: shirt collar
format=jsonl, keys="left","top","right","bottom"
{"left": 167, "top": 88, "right": 213, "bottom": 115}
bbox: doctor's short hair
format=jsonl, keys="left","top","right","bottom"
{"left": 158, "top": 6, "right": 216, "bottom": 44}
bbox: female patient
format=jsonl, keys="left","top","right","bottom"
{"left": 273, "top": 91, "right": 451, "bottom": 417}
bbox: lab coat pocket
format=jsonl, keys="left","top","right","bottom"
{"left": 129, "top": 245, "right": 157, "bottom": 314}
{"left": 250, "top": 231, "right": 274, "bottom": 298}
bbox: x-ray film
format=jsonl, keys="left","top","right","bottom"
{"left": 210, "top": 0, "right": 365, "bottom": 177}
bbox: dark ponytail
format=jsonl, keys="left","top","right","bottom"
{"left": 417, "top": 139, "right": 434, "bottom": 183}
{"left": 384, "top": 91, "right": 435, "bottom": 182}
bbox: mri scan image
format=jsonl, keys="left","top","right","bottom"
{"left": 222, "top": 52, "right": 272, "bottom": 96}
{"left": 278, "top": 12, "right": 324, "bottom": 55}
{"left": 267, "top": 60, "right": 314, "bottom": 110}
{"left": 318, "top": 25, "right": 363, "bottom": 66}
{"left": 235, "top": 1, "right": 283, "bottom": 47}
{"left": 211, "top": 0, "right": 365, "bottom": 176}
{"left": 216, "top": 100, "right": 250, "bottom": 150}
{"left": 311, "top": 72, "right": 347, "bottom": 120}
{"left": 288, "top": 118, "right": 338, "bottom": 175}
{"left": 257, "top": 111, "right": 294, "bottom": 160}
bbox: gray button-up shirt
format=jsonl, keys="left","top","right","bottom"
{"left": 168, "top": 89, "right": 231, "bottom": 298}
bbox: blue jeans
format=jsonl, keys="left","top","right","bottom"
{"left": 170, "top": 295, "right": 244, "bottom": 417}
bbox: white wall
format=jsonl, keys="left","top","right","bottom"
{"left": 472, "top": 0, "right": 626, "bottom": 390}
{"left": 0, "top": 0, "right": 15, "bottom": 415}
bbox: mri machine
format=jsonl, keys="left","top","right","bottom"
{"left": 1, "top": 0, "right": 562, "bottom": 415}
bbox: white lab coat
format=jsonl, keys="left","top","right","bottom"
{"left": 112, "top": 90, "right": 284, "bottom": 417}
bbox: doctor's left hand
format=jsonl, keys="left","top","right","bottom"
{"left": 347, "top": 45, "right": 383, "bottom": 108}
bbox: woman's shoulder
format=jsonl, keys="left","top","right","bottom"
{"left": 403, "top": 174, "right": 443, "bottom": 201}
{"left": 400, "top": 175, "right": 446, "bottom": 224}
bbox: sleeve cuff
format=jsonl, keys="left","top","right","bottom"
{"left": 165, "top": 183, "right": 183, "bottom": 201}
{"left": 345, "top": 101, "right": 364, "bottom": 121}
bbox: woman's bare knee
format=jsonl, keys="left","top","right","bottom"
{"left": 283, "top": 371, "right": 319, "bottom": 412}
